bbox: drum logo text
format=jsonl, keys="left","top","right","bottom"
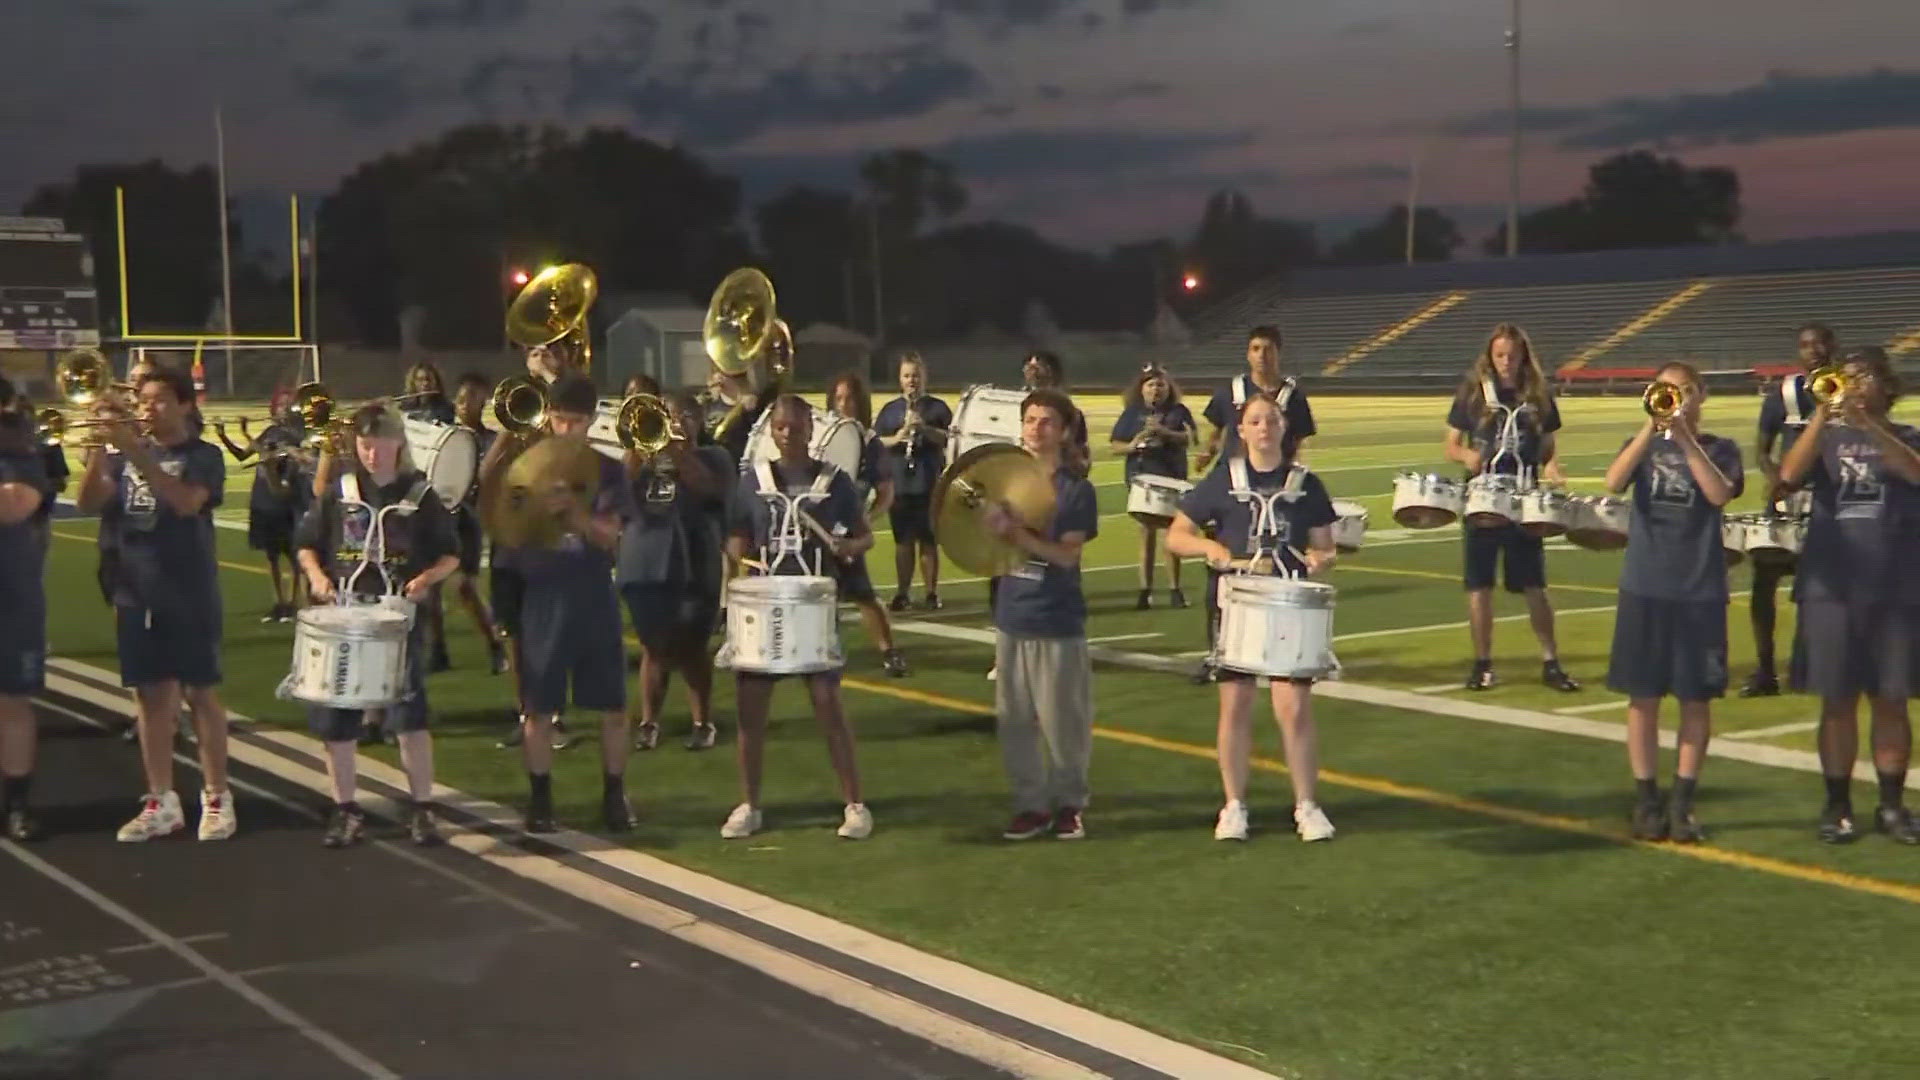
{"left": 770, "top": 604, "right": 786, "bottom": 657}
{"left": 333, "top": 643, "right": 352, "bottom": 693}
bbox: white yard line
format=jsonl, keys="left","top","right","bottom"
{"left": 1086, "top": 633, "right": 1164, "bottom": 645}
{"left": 1411, "top": 682, "right": 1467, "bottom": 694}
{"left": 1724, "top": 720, "right": 1822, "bottom": 741}
{"left": 1333, "top": 604, "right": 1617, "bottom": 643}
{"left": 1555, "top": 700, "right": 1631, "bottom": 715}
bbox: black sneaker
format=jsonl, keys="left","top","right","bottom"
{"left": 888, "top": 593, "right": 911, "bottom": 613}
{"left": 1667, "top": 806, "right": 1706, "bottom": 844}
{"left": 4, "top": 805, "right": 41, "bottom": 842}
{"left": 260, "top": 604, "right": 282, "bottom": 624}
{"left": 1819, "top": 803, "right": 1859, "bottom": 845}
{"left": 882, "top": 648, "right": 909, "bottom": 677}
{"left": 921, "top": 592, "right": 943, "bottom": 611}
{"left": 1465, "top": 661, "right": 1496, "bottom": 691}
{"left": 1630, "top": 799, "right": 1669, "bottom": 841}
{"left": 1542, "top": 661, "right": 1580, "bottom": 692}
{"left": 525, "top": 790, "right": 556, "bottom": 834}
{"left": 1875, "top": 805, "right": 1920, "bottom": 845}
{"left": 276, "top": 604, "right": 295, "bottom": 623}
{"left": 1134, "top": 589, "right": 1152, "bottom": 611}
{"left": 323, "top": 804, "right": 366, "bottom": 848}
{"left": 1739, "top": 670, "right": 1780, "bottom": 698}
{"left": 428, "top": 651, "right": 452, "bottom": 674}
{"left": 685, "top": 722, "right": 718, "bottom": 751}
{"left": 602, "top": 787, "right": 633, "bottom": 833}
{"left": 408, "top": 804, "right": 441, "bottom": 846}
{"left": 1168, "top": 588, "right": 1188, "bottom": 609}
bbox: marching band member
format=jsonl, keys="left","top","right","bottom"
{"left": 1168, "top": 392, "right": 1338, "bottom": 842}
{"left": 296, "top": 406, "right": 459, "bottom": 847}
{"left": 509, "top": 374, "right": 634, "bottom": 833}
{"left": 828, "top": 372, "right": 908, "bottom": 677}
{"left": 1022, "top": 352, "right": 1091, "bottom": 463}
{"left": 721, "top": 396, "right": 874, "bottom": 840}
{"left": 1778, "top": 347, "right": 1920, "bottom": 845}
{"left": 711, "top": 369, "right": 771, "bottom": 466}
{"left": 77, "top": 367, "right": 238, "bottom": 842}
{"left": 874, "top": 352, "right": 951, "bottom": 611}
{"left": 1743, "top": 323, "right": 1833, "bottom": 696}
{"left": 620, "top": 391, "right": 730, "bottom": 752}
{"left": 399, "top": 361, "right": 456, "bottom": 424}
{"left": 446, "top": 373, "right": 506, "bottom": 673}
{"left": 0, "top": 378, "right": 54, "bottom": 840}
{"left": 988, "top": 389, "right": 1099, "bottom": 841}
{"left": 1601, "top": 363, "right": 1743, "bottom": 842}
{"left": 1110, "top": 365, "right": 1197, "bottom": 609}
{"left": 1197, "top": 326, "right": 1315, "bottom": 472}
{"left": 1443, "top": 323, "right": 1579, "bottom": 693}
{"left": 213, "top": 388, "right": 306, "bottom": 622}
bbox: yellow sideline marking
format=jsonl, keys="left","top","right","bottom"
{"left": 839, "top": 677, "right": 1920, "bottom": 909}
{"left": 53, "top": 529, "right": 267, "bottom": 578}
{"left": 1323, "top": 291, "right": 1471, "bottom": 376}
{"left": 1558, "top": 280, "right": 1715, "bottom": 373}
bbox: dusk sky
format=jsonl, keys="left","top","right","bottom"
{"left": 5, "top": 0, "right": 1919, "bottom": 254}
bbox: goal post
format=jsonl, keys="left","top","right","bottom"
{"left": 127, "top": 341, "right": 319, "bottom": 410}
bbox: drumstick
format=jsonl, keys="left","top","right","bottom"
{"left": 796, "top": 509, "right": 855, "bottom": 562}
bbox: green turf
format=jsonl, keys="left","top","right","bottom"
{"left": 45, "top": 393, "right": 1920, "bottom": 1079}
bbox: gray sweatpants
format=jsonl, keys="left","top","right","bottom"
{"left": 994, "top": 631, "right": 1093, "bottom": 815}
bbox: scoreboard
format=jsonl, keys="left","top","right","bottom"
{"left": 0, "top": 216, "right": 100, "bottom": 350}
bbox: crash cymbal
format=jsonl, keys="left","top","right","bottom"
{"left": 932, "top": 443, "right": 1056, "bottom": 578}
{"left": 488, "top": 435, "right": 602, "bottom": 549}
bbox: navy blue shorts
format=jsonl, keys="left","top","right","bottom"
{"left": 1791, "top": 600, "right": 1919, "bottom": 701}
{"left": 520, "top": 583, "right": 626, "bottom": 714}
{"left": 455, "top": 508, "right": 483, "bottom": 576}
{"left": 889, "top": 495, "right": 935, "bottom": 544}
{"left": 1463, "top": 520, "right": 1546, "bottom": 593}
{"left": 116, "top": 604, "right": 222, "bottom": 689}
{"left": 1605, "top": 593, "right": 1730, "bottom": 702}
{"left": 622, "top": 582, "right": 720, "bottom": 654}
{"left": 246, "top": 506, "right": 296, "bottom": 555}
{"left": 0, "top": 597, "right": 46, "bottom": 696}
{"left": 837, "top": 555, "right": 879, "bottom": 604}
{"left": 307, "top": 622, "right": 430, "bottom": 741}
{"left": 490, "top": 564, "right": 524, "bottom": 638}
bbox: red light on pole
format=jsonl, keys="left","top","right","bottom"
{"left": 1182, "top": 274, "right": 1200, "bottom": 292}
{"left": 510, "top": 269, "right": 531, "bottom": 287}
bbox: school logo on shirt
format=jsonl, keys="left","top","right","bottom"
{"left": 122, "top": 457, "right": 185, "bottom": 520}
{"left": 1648, "top": 453, "right": 1696, "bottom": 508}
{"left": 1836, "top": 448, "right": 1884, "bottom": 517}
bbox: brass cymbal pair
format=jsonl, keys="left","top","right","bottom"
{"left": 932, "top": 444, "right": 1058, "bottom": 578}
{"left": 483, "top": 435, "right": 602, "bottom": 549}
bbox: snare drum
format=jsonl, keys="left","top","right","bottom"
{"left": 724, "top": 575, "right": 843, "bottom": 675}
{"left": 1565, "top": 496, "right": 1631, "bottom": 551}
{"left": 1777, "top": 489, "right": 1813, "bottom": 518}
{"left": 403, "top": 418, "right": 478, "bottom": 509}
{"left": 1391, "top": 472, "right": 1464, "bottom": 529}
{"left": 742, "top": 405, "right": 865, "bottom": 477}
{"left": 949, "top": 385, "right": 1029, "bottom": 463}
{"left": 1742, "top": 515, "right": 1805, "bottom": 565}
{"left": 1330, "top": 499, "right": 1368, "bottom": 553}
{"left": 1213, "top": 575, "right": 1338, "bottom": 680}
{"left": 1517, "top": 488, "right": 1572, "bottom": 538}
{"left": 281, "top": 603, "right": 412, "bottom": 709}
{"left": 1126, "top": 475, "right": 1192, "bottom": 526}
{"left": 1463, "top": 475, "right": 1523, "bottom": 528}
{"left": 1721, "top": 515, "right": 1748, "bottom": 567}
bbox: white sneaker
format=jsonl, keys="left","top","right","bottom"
{"left": 837, "top": 803, "right": 873, "bottom": 839}
{"left": 1295, "top": 801, "right": 1335, "bottom": 843}
{"left": 198, "top": 789, "right": 237, "bottom": 841}
{"left": 986, "top": 665, "right": 998, "bottom": 681}
{"left": 116, "top": 791, "right": 185, "bottom": 842}
{"left": 1214, "top": 800, "right": 1249, "bottom": 841}
{"left": 720, "top": 803, "right": 762, "bottom": 839}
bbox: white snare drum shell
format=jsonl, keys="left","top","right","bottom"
{"left": 1215, "top": 576, "right": 1337, "bottom": 679}
{"left": 1330, "top": 499, "right": 1368, "bottom": 553}
{"left": 284, "top": 606, "right": 411, "bottom": 709}
{"left": 1463, "top": 475, "right": 1522, "bottom": 528}
{"left": 1565, "top": 497, "right": 1630, "bottom": 551}
{"left": 725, "top": 576, "right": 843, "bottom": 675}
{"left": 1391, "top": 472, "right": 1463, "bottom": 529}
{"left": 1517, "top": 490, "right": 1571, "bottom": 539}
{"left": 1126, "top": 476, "right": 1191, "bottom": 526}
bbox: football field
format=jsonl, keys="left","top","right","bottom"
{"left": 41, "top": 391, "right": 1920, "bottom": 1079}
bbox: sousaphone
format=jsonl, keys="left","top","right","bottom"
{"left": 932, "top": 444, "right": 1057, "bottom": 578}
{"left": 507, "top": 263, "right": 598, "bottom": 372}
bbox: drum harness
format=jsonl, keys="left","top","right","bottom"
{"left": 1479, "top": 376, "right": 1538, "bottom": 491}
{"left": 751, "top": 460, "right": 838, "bottom": 577}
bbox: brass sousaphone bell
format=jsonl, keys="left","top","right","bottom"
{"left": 932, "top": 444, "right": 1058, "bottom": 578}
{"left": 507, "top": 263, "right": 598, "bottom": 372}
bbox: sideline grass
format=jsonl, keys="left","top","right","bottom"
{"left": 43, "top": 392, "right": 1920, "bottom": 1079}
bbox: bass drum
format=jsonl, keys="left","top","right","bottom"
{"left": 742, "top": 404, "right": 865, "bottom": 477}
{"left": 402, "top": 418, "right": 478, "bottom": 510}
{"left": 948, "top": 385, "right": 1029, "bottom": 465}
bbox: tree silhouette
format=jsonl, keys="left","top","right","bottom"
{"left": 755, "top": 185, "right": 859, "bottom": 331}
{"left": 1185, "top": 189, "right": 1317, "bottom": 300}
{"left": 1329, "top": 205, "right": 1463, "bottom": 265}
{"left": 1485, "top": 150, "right": 1741, "bottom": 255}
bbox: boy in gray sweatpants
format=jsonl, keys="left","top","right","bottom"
{"left": 984, "top": 389, "right": 1100, "bottom": 841}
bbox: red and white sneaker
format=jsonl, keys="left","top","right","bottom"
{"left": 116, "top": 791, "right": 185, "bottom": 842}
{"left": 197, "top": 789, "right": 237, "bottom": 841}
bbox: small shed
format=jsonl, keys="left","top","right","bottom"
{"left": 604, "top": 302, "right": 708, "bottom": 391}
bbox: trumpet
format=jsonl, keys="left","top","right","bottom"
{"left": 1642, "top": 381, "right": 1684, "bottom": 423}
{"left": 36, "top": 408, "right": 144, "bottom": 448}
{"left": 1808, "top": 365, "right": 1851, "bottom": 404}
{"left": 615, "top": 392, "right": 682, "bottom": 457}
{"left": 492, "top": 375, "right": 549, "bottom": 436}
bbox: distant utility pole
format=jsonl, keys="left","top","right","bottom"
{"left": 1506, "top": 0, "right": 1521, "bottom": 258}
{"left": 215, "top": 106, "right": 236, "bottom": 393}
{"left": 868, "top": 201, "right": 885, "bottom": 342}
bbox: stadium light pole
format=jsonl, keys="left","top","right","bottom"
{"left": 214, "top": 105, "right": 236, "bottom": 394}
{"left": 1505, "top": 0, "right": 1521, "bottom": 258}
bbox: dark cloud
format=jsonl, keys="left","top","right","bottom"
{"left": 1340, "top": 16, "right": 1396, "bottom": 37}
{"left": 276, "top": 0, "right": 335, "bottom": 15}
{"left": 1448, "top": 69, "right": 1920, "bottom": 151}
{"left": 566, "top": 42, "right": 984, "bottom": 145}
{"left": 1112, "top": 79, "right": 1171, "bottom": 99}
{"left": 404, "top": 0, "right": 531, "bottom": 32}
{"left": 76, "top": 0, "right": 142, "bottom": 19}
{"left": 300, "top": 63, "right": 417, "bottom": 126}
{"left": 928, "top": 127, "right": 1254, "bottom": 181}
{"left": 1310, "top": 162, "right": 1411, "bottom": 183}
{"left": 1120, "top": 0, "right": 1209, "bottom": 14}
{"left": 898, "top": 0, "right": 1208, "bottom": 37}
{"left": 1037, "top": 84, "right": 1065, "bottom": 101}
{"left": 353, "top": 43, "right": 391, "bottom": 64}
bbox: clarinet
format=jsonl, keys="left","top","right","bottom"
{"left": 903, "top": 393, "right": 922, "bottom": 475}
